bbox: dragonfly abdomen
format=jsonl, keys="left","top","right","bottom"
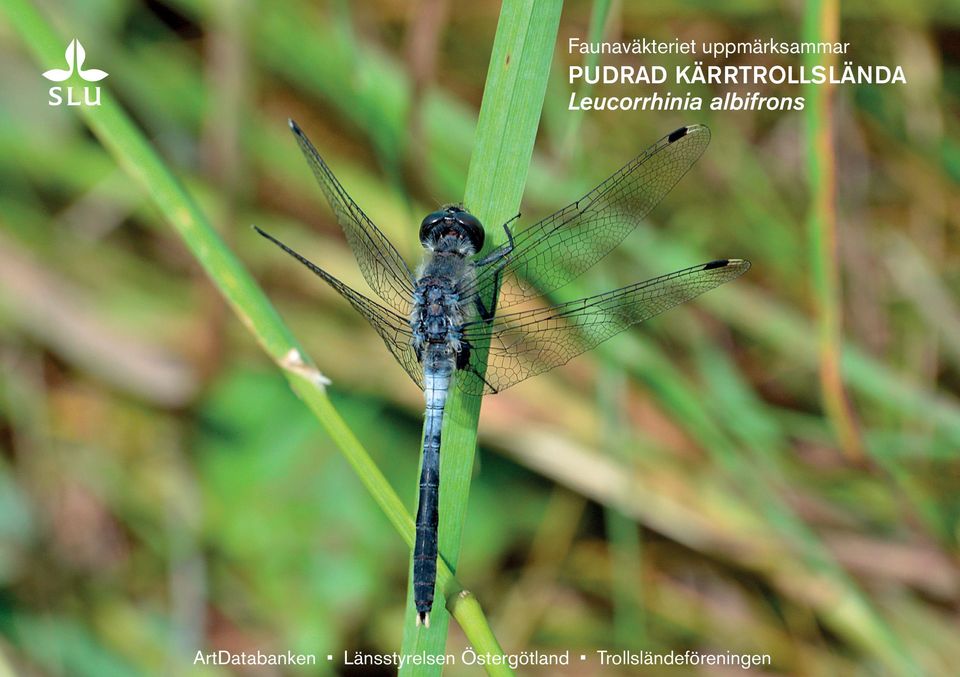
{"left": 413, "top": 356, "right": 453, "bottom": 627}
{"left": 409, "top": 259, "right": 475, "bottom": 627}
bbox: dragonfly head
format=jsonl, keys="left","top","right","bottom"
{"left": 419, "top": 206, "right": 485, "bottom": 253}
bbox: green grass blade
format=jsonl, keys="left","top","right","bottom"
{"left": 599, "top": 365, "right": 646, "bottom": 646}
{"left": 399, "top": 0, "right": 563, "bottom": 672}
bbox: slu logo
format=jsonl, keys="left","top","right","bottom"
{"left": 43, "top": 38, "right": 108, "bottom": 107}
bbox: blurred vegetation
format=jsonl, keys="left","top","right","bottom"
{"left": 1, "top": 0, "right": 959, "bottom": 675}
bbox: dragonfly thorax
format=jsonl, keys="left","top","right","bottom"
{"left": 411, "top": 276, "right": 467, "bottom": 356}
{"left": 419, "top": 206, "right": 484, "bottom": 254}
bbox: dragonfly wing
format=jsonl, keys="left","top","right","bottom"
{"left": 459, "top": 258, "right": 749, "bottom": 395}
{"left": 466, "top": 125, "right": 711, "bottom": 311}
{"left": 289, "top": 120, "right": 416, "bottom": 315}
{"left": 255, "top": 227, "right": 423, "bottom": 390}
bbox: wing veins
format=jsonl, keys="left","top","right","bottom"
{"left": 254, "top": 226, "right": 422, "bottom": 389}
{"left": 462, "top": 125, "right": 711, "bottom": 308}
{"left": 458, "top": 259, "right": 749, "bottom": 394}
{"left": 289, "top": 121, "right": 415, "bottom": 313}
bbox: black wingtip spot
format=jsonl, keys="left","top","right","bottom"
{"left": 703, "top": 259, "right": 730, "bottom": 270}
{"left": 288, "top": 118, "right": 302, "bottom": 135}
{"left": 668, "top": 126, "right": 689, "bottom": 143}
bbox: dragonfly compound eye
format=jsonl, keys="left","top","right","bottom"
{"left": 419, "top": 208, "right": 485, "bottom": 252}
{"left": 419, "top": 211, "right": 447, "bottom": 245}
{"left": 453, "top": 211, "right": 485, "bottom": 252}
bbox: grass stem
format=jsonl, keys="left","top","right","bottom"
{"left": 803, "top": 0, "right": 866, "bottom": 462}
{"left": 399, "top": 0, "right": 563, "bottom": 671}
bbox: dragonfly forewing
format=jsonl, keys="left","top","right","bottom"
{"left": 464, "top": 125, "right": 712, "bottom": 312}
{"left": 289, "top": 119, "right": 417, "bottom": 315}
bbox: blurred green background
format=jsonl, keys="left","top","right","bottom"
{"left": 1, "top": 0, "right": 959, "bottom": 674}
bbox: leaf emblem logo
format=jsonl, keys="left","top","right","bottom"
{"left": 42, "top": 39, "right": 109, "bottom": 82}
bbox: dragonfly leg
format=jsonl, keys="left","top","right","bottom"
{"left": 455, "top": 341, "right": 471, "bottom": 369}
{"left": 473, "top": 296, "right": 493, "bottom": 322}
{"left": 472, "top": 224, "right": 516, "bottom": 321}
{"left": 473, "top": 223, "right": 515, "bottom": 267}
{"left": 457, "top": 340, "right": 498, "bottom": 392}
{"left": 466, "top": 365, "right": 498, "bottom": 393}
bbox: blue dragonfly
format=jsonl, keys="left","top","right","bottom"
{"left": 256, "top": 120, "right": 749, "bottom": 627}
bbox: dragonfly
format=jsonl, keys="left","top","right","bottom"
{"left": 255, "top": 119, "right": 749, "bottom": 628}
